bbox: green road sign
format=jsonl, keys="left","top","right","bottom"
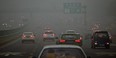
{"left": 64, "top": 3, "right": 82, "bottom": 14}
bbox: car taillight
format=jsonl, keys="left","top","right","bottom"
{"left": 30, "top": 35, "right": 34, "bottom": 38}
{"left": 52, "top": 34, "right": 55, "bottom": 36}
{"left": 22, "top": 35, "right": 26, "bottom": 39}
{"left": 106, "top": 42, "right": 110, "bottom": 45}
{"left": 80, "top": 37, "right": 82, "bottom": 40}
{"left": 43, "top": 34, "right": 47, "bottom": 37}
{"left": 75, "top": 39, "right": 81, "bottom": 43}
{"left": 23, "top": 35, "right": 26, "bottom": 37}
{"left": 59, "top": 40, "right": 65, "bottom": 43}
{"left": 95, "top": 43, "right": 97, "bottom": 45}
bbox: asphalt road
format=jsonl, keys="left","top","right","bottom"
{"left": 0, "top": 36, "right": 116, "bottom": 58}
{"left": 0, "top": 22, "right": 116, "bottom": 58}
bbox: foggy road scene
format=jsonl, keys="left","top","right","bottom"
{"left": 0, "top": 0, "right": 116, "bottom": 58}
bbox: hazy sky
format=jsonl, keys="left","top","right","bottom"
{"left": 0, "top": 0, "right": 116, "bottom": 33}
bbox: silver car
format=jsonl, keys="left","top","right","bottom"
{"left": 33, "top": 45, "right": 90, "bottom": 58}
{"left": 22, "top": 32, "right": 35, "bottom": 43}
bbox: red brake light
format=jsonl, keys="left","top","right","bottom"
{"left": 30, "top": 35, "right": 34, "bottom": 38}
{"left": 75, "top": 39, "right": 81, "bottom": 43}
{"left": 22, "top": 34, "right": 26, "bottom": 37}
{"left": 23, "top": 35, "right": 26, "bottom": 37}
{"left": 43, "top": 34, "right": 47, "bottom": 37}
{"left": 60, "top": 40, "right": 65, "bottom": 43}
{"left": 80, "top": 37, "right": 82, "bottom": 40}
{"left": 52, "top": 34, "right": 55, "bottom": 36}
{"left": 22, "top": 35, "right": 26, "bottom": 39}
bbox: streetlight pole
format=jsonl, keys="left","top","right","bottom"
{"left": 82, "top": 5, "right": 87, "bottom": 37}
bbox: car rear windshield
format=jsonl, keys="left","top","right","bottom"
{"left": 40, "top": 48, "right": 85, "bottom": 58}
{"left": 61, "top": 34, "right": 80, "bottom": 40}
{"left": 45, "top": 32, "right": 54, "bottom": 34}
{"left": 93, "top": 32, "right": 109, "bottom": 40}
{"left": 23, "top": 32, "right": 33, "bottom": 35}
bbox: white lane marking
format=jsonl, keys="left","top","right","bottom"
{"left": 0, "top": 52, "right": 25, "bottom": 56}
{"left": 111, "top": 44, "right": 116, "bottom": 46}
{"left": 5, "top": 53, "right": 10, "bottom": 56}
{"left": 28, "top": 53, "right": 34, "bottom": 58}
{"left": 28, "top": 56, "right": 33, "bottom": 58}
{"left": 95, "top": 52, "right": 116, "bottom": 56}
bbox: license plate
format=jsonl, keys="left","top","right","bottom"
{"left": 100, "top": 44, "right": 104, "bottom": 46}
{"left": 66, "top": 40, "right": 74, "bottom": 43}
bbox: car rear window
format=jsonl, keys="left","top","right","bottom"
{"left": 40, "top": 48, "right": 85, "bottom": 58}
{"left": 61, "top": 34, "right": 80, "bottom": 40}
{"left": 45, "top": 32, "right": 54, "bottom": 34}
{"left": 93, "top": 32, "right": 109, "bottom": 40}
{"left": 23, "top": 32, "right": 33, "bottom": 35}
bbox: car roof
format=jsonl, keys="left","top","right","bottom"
{"left": 62, "top": 33, "right": 80, "bottom": 35}
{"left": 94, "top": 31, "right": 108, "bottom": 33}
{"left": 66, "top": 30, "right": 75, "bottom": 31}
{"left": 39, "top": 45, "right": 87, "bottom": 58}
{"left": 43, "top": 45, "right": 82, "bottom": 49}
{"left": 39, "top": 45, "right": 87, "bottom": 57}
{"left": 23, "top": 32, "right": 33, "bottom": 33}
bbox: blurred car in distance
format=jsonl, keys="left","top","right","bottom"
{"left": 42, "top": 30, "right": 57, "bottom": 41}
{"left": 21, "top": 32, "right": 35, "bottom": 43}
{"left": 56, "top": 33, "right": 83, "bottom": 46}
{"left": 33, "top": 45, "right": 90, "bottom": 58}
{"left": 91, "top": 31, "right": 112, "bottom": 49}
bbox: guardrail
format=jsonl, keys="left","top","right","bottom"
{"left": 0, "top": 26, "right": 24, "bottom": 37}
{"left": 0, "top": 24, "right": 27, "bottom": 46}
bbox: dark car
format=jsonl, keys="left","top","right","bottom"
{"left": 56, "top": 33, "right": 83, "bottom": 46}
{"left": 91, "top": 31, "right": 112, "bottom": 49}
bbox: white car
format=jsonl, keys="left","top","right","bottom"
{"left": 42, "top": 30, "right": 57, "bottom": 41}
{"left": 33, "top": 45, "right": 90, "bottom": 58}
{"left": 22, "top": 32, "right": 35, "bottom": 43}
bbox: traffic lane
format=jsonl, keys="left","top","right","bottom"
{"left": 0, "top": 36, "right": 42, "bottom": 58}
{"left": 1, "top": 36, "right": 116, "bottom": 58}
{"left": 83, "top": 46, "right": 116, "bottom": 58}
{"left": 37, "top": 38, "right": 116, "bottom": 58}
{"left": 32, "top": 38, "right": 58, "bottom": 58}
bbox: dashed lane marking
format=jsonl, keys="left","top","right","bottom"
{"left": 0, "top": 52, "right": 25, "bottom": 56}
{"left": 95, "top": 52, "right": 116, "bottom": 56}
